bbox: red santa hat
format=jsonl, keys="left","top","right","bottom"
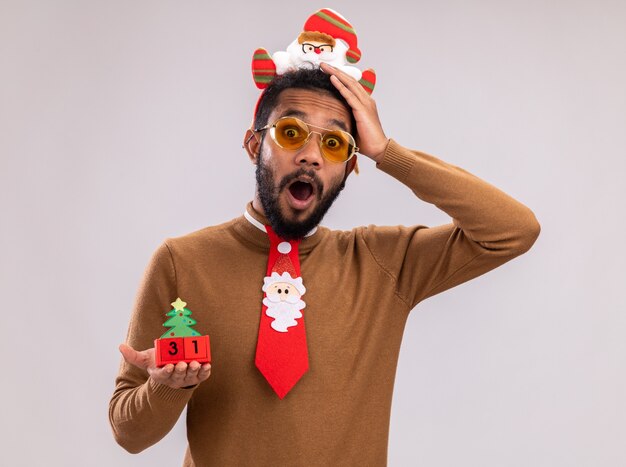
{"left": 302, "top": 8, "right": 362, "bottom": 64}
{"left": 262, "top": 241, "right": 306, "bottom": 295}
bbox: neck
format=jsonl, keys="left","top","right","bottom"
{"left": 246, "top": 200, "right": 318, "bottom": 239}
{"left": 252, "top": 195, "right": 266, "bottom": 218}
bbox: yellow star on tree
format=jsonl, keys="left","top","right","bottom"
{"left": 171, "top": 297, "right": 187, "bottom": 311}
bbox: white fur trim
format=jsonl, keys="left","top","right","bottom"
{"left": 277, "top": 242, "right": 292, "bottom": 254}
{"left": 262, "top": 271, "right": 306, "bottom": 295}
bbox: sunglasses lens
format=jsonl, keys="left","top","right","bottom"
{"left": 273, "top": 118, "right": 309, "bottom": 150}
{"left": 269, "top": 117, "right": 356, "bottom": 162}
{"left": 322, "top": 131, "right": 355, "bottom": 162}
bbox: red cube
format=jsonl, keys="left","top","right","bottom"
{"left": 184, "top": 336, "right": 209, "bottom": 360}
{"left": 155, "top": 335, "right": 211, "bottom": 367}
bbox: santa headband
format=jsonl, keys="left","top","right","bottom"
{"left": 251, "top": 8, "right": 376, "bottom": 119}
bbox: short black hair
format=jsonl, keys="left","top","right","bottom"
{"left": 253, "top": 68, "right": 357, "bottom": 137}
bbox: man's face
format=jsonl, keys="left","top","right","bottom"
{"left": 253, "top": 88, "right": 353, "bottom": 240}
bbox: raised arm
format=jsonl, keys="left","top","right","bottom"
{"left": 323, "top": 62, "right": 540, "bottom": 308}
{"left": 369, "top": 141, "right": 540, "bottom": 307}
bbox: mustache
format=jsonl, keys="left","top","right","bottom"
{"left": 277, "top": 168, "right": 324, "bottom": 199}
{"left": 264, "top": 293, "right": 303, "bottom": 305}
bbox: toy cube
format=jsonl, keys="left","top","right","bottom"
{"left": 155, "top": 335, "right": 211, "bottom": 367}
{"left": 184, "top": 335, "right": 210, "bottom": 360}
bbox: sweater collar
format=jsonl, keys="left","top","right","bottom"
{"left": 232, "top": 202, "right": 326, "bottom": 254}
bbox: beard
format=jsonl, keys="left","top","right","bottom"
{"left": 255, "top": 147, "right": 346, "bottom": 240}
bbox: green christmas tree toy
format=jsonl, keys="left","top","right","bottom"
{"left": 154, "top": 298, "right": 211, "bottom": 367}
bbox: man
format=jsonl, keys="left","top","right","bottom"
{"left": 109, "top": 63, "right": 540, "bottom": 465}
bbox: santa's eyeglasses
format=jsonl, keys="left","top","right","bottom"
{"left": 301, "top": 43, "right": 333, "bottom": 54}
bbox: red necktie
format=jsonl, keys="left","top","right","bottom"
{"left": 255, "top": 226, "right": 309, "bottom": 398}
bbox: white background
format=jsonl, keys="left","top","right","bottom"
{"left": 1, "top": 1, "right": 625, "bottom": 465}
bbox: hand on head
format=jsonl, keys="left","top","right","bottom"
{"left": 320, "top": 62, "right": 388, "bottom": 162}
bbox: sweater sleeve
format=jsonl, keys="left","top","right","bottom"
{"left": 361, "top": 139, "right": 541, "bottom": 309}
{"left": 108, "top": 242, "right": 197, "bottom": 454}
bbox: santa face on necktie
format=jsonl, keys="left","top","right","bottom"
{"left": 262, "top": 271, "right": 306, "bottom": 333}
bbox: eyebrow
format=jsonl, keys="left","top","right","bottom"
{"left": 281, "top": 109, "right": 350, "bottom": 133}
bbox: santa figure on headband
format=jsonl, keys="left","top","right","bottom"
{"left": 252, "top": 8, "right": 376, "bottom": 94}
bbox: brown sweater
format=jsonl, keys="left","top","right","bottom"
{"left": 109, "top": 139, "right": 540, "bottom": 466}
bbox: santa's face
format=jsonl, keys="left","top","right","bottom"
{"left": 251, "top": 88, "right": 352, "bottom": 240}
{"left": 264, "top": 282, "right": 302, "bottom": 303}
{"left": 286, "top": 39, "right": 348, "bottom": 68}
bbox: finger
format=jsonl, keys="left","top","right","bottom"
{"left": 197, "top": 363, "right": 212, "bottom": 382}
{"left": 327, "top": 66, "right": 363, "bottom": 99}
{"left": 147, "top": 363, "right": 174, "bottom": 384}
{"left": 329, "top": 74, "right": 363, "bottom": 110}
{"left": 324, "top": 67, "right": 372, "bottom": 108}
{"left": 170, "top": 361, "right": 189, "bottom": 385}
{"left": 185, "top": 361, "right": 201, "bottom": 381}
{"left": 322, "top": 63, "right": 369, "bottom": 103}
{"left": 148, "top": 363, "right": 174, "bottom": 377}
{"left": 321, "top": 62, "right": 357, "bottom": 83}
{"left": 119, "top": 343, "right": 149, "bottom": 370}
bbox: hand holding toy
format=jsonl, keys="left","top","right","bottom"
{"left": 119, "top": 343, "right": 211, "bottom": 390}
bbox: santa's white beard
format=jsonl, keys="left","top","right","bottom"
{"left": 295, "top": 51, "right": 338, "bottom": 67}
{"left": 263, "top": 298, "right": 305, "bottom": 333}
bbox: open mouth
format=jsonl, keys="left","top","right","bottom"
{"left": 288, "top": 180, "right": 314, "bottom": 201}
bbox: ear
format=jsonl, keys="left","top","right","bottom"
{"left": 243, "top": 129, "right": 260, "bottom": 164}
{"left": 344, "top": 155, "right": 359, "bottom": 179}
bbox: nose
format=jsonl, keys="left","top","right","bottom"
{"left": 314, "top": 48, "right": 321, "bottom": 54}
{"left": 294, "top": 133, "right": 324, "bottom": 168}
